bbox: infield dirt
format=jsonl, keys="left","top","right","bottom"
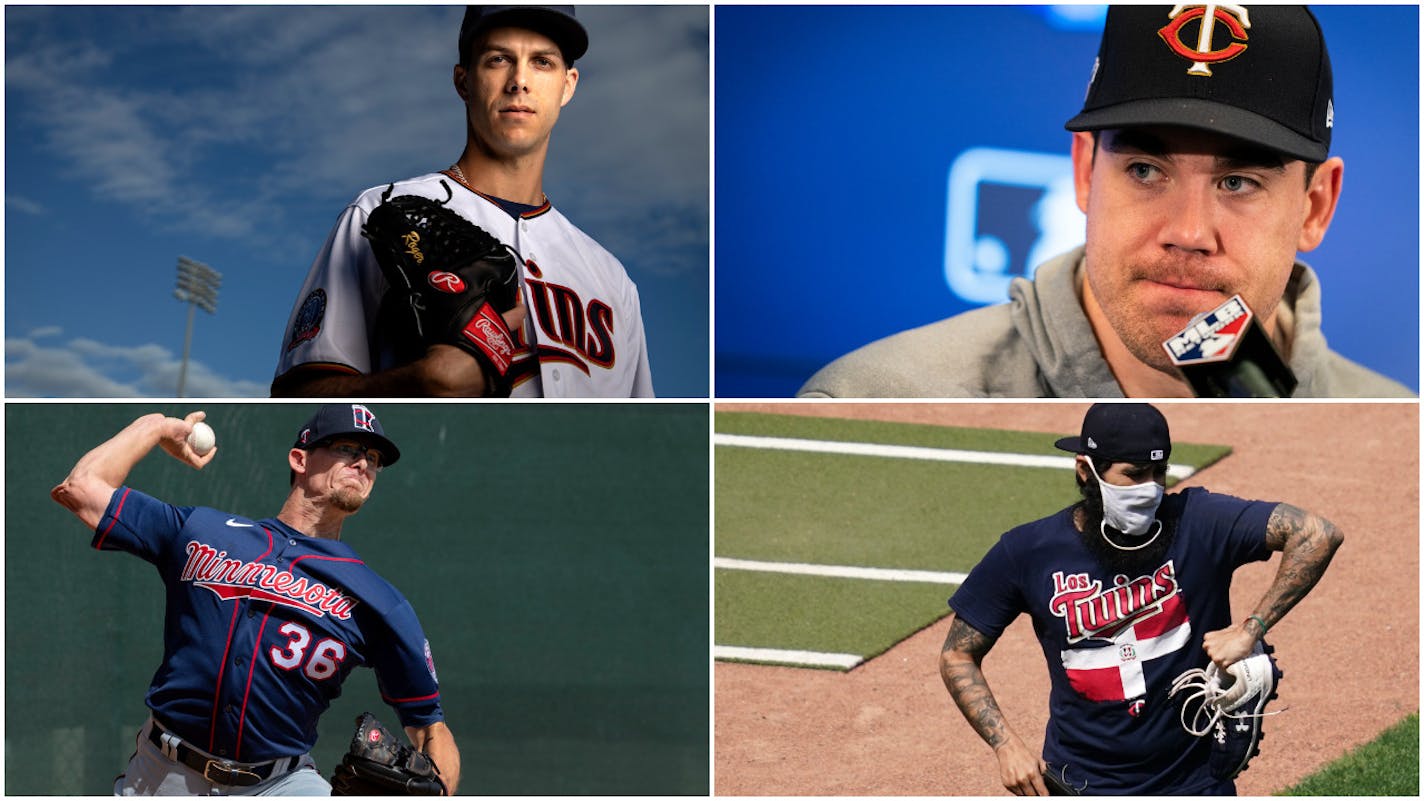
{"left": 714, "top": 402, "right": 1418, "bottom": 795}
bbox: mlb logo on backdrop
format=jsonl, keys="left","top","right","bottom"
{"left": 943, "top": 148, "right": 1086, "bottom": 305}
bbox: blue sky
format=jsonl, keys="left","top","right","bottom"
{"left": 6, "top": 5, "right": 710, "bottom": 397}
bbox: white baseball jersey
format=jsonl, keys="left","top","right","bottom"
{"left": 275, "top": 172, "right": 654, "bottom": 397}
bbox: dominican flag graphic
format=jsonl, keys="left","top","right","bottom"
{"left": 1059, "top": 592, "right": 1191, "bottom": 701}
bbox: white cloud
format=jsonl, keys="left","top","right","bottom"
{"left": 7, "top": 195, "right": 46, "bottom": 216}
{"left": 6, "top": 336, "right": 267, "bottom": 398}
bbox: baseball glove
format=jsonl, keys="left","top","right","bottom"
{"left": 363, "top": 181, "right": 522, "bottom": 396}
{"left": 330, "top": 712, "right": 446, "bottom": 795}
{"left": 1169, "top": 640, "right": 1283, "bottom": 780}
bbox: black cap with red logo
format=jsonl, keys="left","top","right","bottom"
{"left": 1065, "top": 5, "right": 1332, "bottom": 162}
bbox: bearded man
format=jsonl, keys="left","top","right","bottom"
{"left": 938, "top": 403, "right": 1342, "bottom": 795}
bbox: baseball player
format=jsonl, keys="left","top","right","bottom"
{"left": 939, "top": 403, "right": 1343, "bottom": 795}
{"left": 801, "top": 5, "right": 1413, "bottom": 398}
{"left": 50, "top": 404, "right": 460, "bottom": 795}
{"left": 272, "top": 5, "right": 654, "bottom": 398}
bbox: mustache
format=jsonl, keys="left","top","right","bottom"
{"left": 1130, "top": 258, "right": 1234, "bottom": 293}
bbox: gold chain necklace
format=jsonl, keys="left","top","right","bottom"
{"left": 447, "top": 163, "right": 545, "bottom": 207}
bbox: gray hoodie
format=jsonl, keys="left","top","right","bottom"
{"left": 799, "top": 247, "right": 1414, "bottom": 398}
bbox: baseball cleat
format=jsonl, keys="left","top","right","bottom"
{"left": 1208, "top": 642, "right": 1282, "bottom": 779}
{"left": 1169, "top": 640, "right": 1284, "bottom": 780}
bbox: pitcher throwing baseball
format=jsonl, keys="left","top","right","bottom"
{"left": 51, "top": 405, "right": 459, "bottom": 795}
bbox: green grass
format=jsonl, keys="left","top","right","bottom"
{"left": 717, "top": 447, "right": 1078, "bottom": 568}
{"left": 1277, "top": 713, "right": 1419, "bottom": 796}
{"left": 715, "top": 570, "right": 953, "bottom": 666}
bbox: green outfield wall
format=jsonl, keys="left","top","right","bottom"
{"left": 5, "top": 402, "right": 709, "bottom": 795}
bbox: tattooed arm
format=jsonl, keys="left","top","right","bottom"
{"left": 940, "top": 613, "right": 1047, "bottom": 796}
{"left": 1202, "top": 503, "right": 1344, "bottom": 668}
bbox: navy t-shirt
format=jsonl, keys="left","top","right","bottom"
{"left": 949, "top": 487, "right": 1275, "bottom": 794}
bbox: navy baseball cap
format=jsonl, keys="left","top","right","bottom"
{"left": 1065, "top": 5, "right": 1333, "bottom": 162}
{"left": 1055, "top": 404, "right": 1172, "bottom": 464}
{"left": 293, "top": 404, "right": 401, "bottom": 467}
{"left": 460, "top": 6, "right": 588, "bottom": 65}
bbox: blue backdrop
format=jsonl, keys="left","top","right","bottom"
{"left": 714, "top": 5, "right": 1419, "bottom": 397}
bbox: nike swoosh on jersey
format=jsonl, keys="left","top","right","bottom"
{"left": 225, "top": 518, "right": 254, "bottom": 528}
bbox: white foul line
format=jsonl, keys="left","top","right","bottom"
{"left": 714, "top": 645, "right": 863, "bottom": 669}
{"left": 715, "top": 557, "right": 967, "bottom": 585}
{"left": 714, "top": 433, "right": 1196, "bottom": 480}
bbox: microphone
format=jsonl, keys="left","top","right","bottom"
{"left": 1161, "top": 294, "right": 1298, "bottom": 398}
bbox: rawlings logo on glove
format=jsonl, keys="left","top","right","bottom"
{"left": 363, "top": 181, "right": 523, "bottom": 396}
{"left": 330, "top": 712, "right": 446, "bottom": 796}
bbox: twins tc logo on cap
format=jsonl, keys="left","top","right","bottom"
{"left": 1158, "top": 4, "right": 1251, "bottom": 77}
{"left": 351, "top": 404, "right": 377, "bottom": 433}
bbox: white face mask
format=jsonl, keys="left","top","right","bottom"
{"left": 1085, "top": 458, "right": 1164, "bottom": 538}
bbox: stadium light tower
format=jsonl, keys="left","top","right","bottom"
{"left": 173, "top": 256, "right": 222, "bottom": 397}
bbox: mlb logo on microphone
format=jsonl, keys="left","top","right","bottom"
{"left": 1163, "top": 296, "right": 1253, "bottom": 365}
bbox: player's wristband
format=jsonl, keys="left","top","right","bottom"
{"left": 1247, "top": 614, "right": 1269, "bottom": 634}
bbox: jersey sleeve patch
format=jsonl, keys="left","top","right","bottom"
{"left": 286, "top": 289, "right": 327, "bottom": 352}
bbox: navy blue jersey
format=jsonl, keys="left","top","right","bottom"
{"left": 949, "top": 487, "right": 1275, "bottom": 794}
{"left": 95, "top": 486, "right": 443, "bottom": 762}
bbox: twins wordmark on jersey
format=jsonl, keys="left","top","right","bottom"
{"left": 522, "top": 257, "right": 615, "bottom": 372}
{"left": 1050, "top": 560, "right": 1192, "bottom": 705}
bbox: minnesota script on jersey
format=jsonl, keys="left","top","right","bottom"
{"left": 95, "top": 487, "right": 443, "bottom": 762}
{"left": 949, "top": 487, "right": 1276, "bottom": 794}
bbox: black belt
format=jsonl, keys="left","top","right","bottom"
{"left": 147, "top": 722, "right": 292, "bottom": 787}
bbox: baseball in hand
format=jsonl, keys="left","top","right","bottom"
{"left": 187, "top": 421, "right": 216, "bottom": 455}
